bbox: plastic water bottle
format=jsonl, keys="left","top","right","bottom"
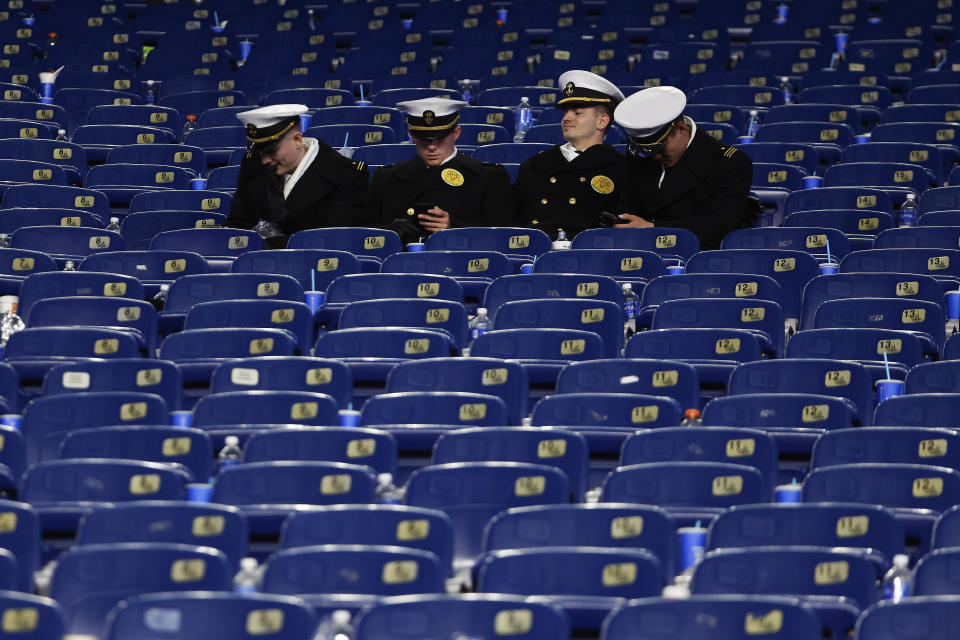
{"left": 469, "top": 307, "right": 493, "bottom": 344}
{"left": 55, "top": 129, "right": 68, "bottom": 142}
{"left": 63, "top": 260, "right": 76, "bottom": 271}
{"left": 319, "top": 610, "right": 353, "bottom": 640}
{"left": 622, "top": 283, "right": 638, "bottom": 342}
{"left": 151, "top": 283, "right": 169, "bottom": 311}
{"left": 0, "top": 234, "right": 9, "bottom": 248}
{"left": 105, "top": 216, "right": 120, "bottom": 232}
{"left": 680, "top": 408, "right": 702, "bottom": 426}
{"left": 458, "top": 79, "right": 473, "bottom": 105}
{"left": 145, "top": 80, "right": 156, "bottom": 105}
{"left": 234, "top": 557, "right": 259, "bottom": 593}
{"left": 882, "top": 554, "right": 912, "bottom": 602}
{"left": 514, "top": 96, "right": 532, "bottom": 142}
{"left": 0, "top": 311, "right": 25, "bottom": 347}
{"left": 899, "top": 193, "right": 918, "bottom": 227}
{"left": 216, "top": 435, "right": 243, "bottom": 474}
{"left": 552, "top": 228, "right": 572, "bottom": 250}
{"left": 747, "top": 109, "right": 760, "bottom": 137}
{"left": 780, "top": 76, "right": 794, "bottom": 104}
{"left": 183, "top": 114, "right": 198, "bottom": 140}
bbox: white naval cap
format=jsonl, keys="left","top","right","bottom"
{"left": 614, "top": 86, "right": 687, "bottom": 142}
{"left": 236, "top": 104, "right": 308, "bottom": 152}
{"left": 397, "top": 97, "right": 468, "bottom": 139}
{"left": 557, "top": 69, "right": 625, "bottom": 109}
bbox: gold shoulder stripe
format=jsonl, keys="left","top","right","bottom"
{"left": 724, "top": 147, "right": 737, "bottom": 158}
{"left": 355, "top": 161, "right": 366, "bottom": 171}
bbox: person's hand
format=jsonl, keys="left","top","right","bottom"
{"left": 419, "top": 206, "right": 451, "bottom": 232}
{"left": 614, "top": 213, "right": 654, "bottom": 228}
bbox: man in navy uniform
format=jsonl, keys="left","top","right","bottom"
{"left": 367, "top": 98, "right": 514, "bottom": 243}
{"left": 224, "top": 104, "right": 370, "bottom": 248}
{"left": 613, "top": 86, "right": 755, "bottom": 250}
{"left": 514, "top": 69, "right": 627, "bottom": 239}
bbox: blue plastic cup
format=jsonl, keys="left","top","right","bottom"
{"left": 22, "top": 17, "right": 34, "bottom": 26}
{"left": 855, "top": 134, "right": 870, "bottom": 144}
{"left": 305, "top": 291, "right": 325, "bottom": 314}
{"left": 187, "top": 483, "right": 212, "bottom": 503}
{"left": 803, "top": 175, "right": 823, "bottom": 189}
{"left": 211, "top": 25, "right": 224, "bottom": 33}
{"left": 819, "top": 262, "right": 839, "bottom": 275}
{"left": 339, "top": 409, "right": 360, "bottom": 427}
{"left": 737, "top": 135, "right": 754, "bottom": 144}
{"left": 0, "top": 414, "right": 21, "bottom": 430}
{"left": 667, "top": 265, "right": 685, "bottom": 275}
{"left": 356, "top": 100, "right": 372, "bottom": 107}
{"left": 300, "top": 113, "right": 312, "bottom": 133}
{"left": 835, "top": 31, "right": 849, "bottom": 53}
{"left": 239, "top": 40, "right": 253, "bottom": 62}
{"left": 678, "top": 526, "right": 708, "bottom": 571}
{"left": 877, "top": 379, "right": 904, "bottom": 403}
{"left": 520, "top": 263, "right": 533, "bottom": 274}
{"left": 407, "top": 242, "right": 424, "bottom": 252}
{"left": 170, "top": 410, "right": 193, "bottom": 427}
{"left": 775, "top": 484, "right": 802, "bottom": 503}
{"left": 191, "top": 178, "right": 207, "bottom": 190}
{"left": 947, "top": 291, "right": 960, "bottom": 320}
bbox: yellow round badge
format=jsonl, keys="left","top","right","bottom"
{"left": 441, "top": 168, "right": 465, "bottom": 187}
{"left": 591, "top": 174, "right": 614, "bottom": 194}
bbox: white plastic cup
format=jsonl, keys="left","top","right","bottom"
{"left": 0, "top": 296, "right": 17, "bottom": 315}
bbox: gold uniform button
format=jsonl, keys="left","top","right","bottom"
{"left": 579, "top": 176, "right": 586, "bottom": 182}
{"left": 531, "top": 219, "right": 539, "bottom": 224}
{"left": 568, "top": 197, "right": 576, "bottom": 204}
{"left": 549, "top": 176, "right": 557, "bottom": 183}
{"left": 406, "top": 208, "right": 415, "bottom": 215}
{"left": 541, "top": 198, "right": 548, "bottom": 205}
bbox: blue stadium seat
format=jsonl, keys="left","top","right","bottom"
{"left": 26, "top": 295, "right": 158, "bottom": 354}
{"left": 151, "top": 228, "right": 263, "bottom": 272}
{"left": 11, "top": 225, "right": 123, "bottom": 265}
{"left": 79, "top": 250, "right": 208, "bottom": 299}
{"left": 722, "top": 227, "right": 850, "bottom": 263}
{"left": 0, "top": 499, "right": 39, "bottom": 592}
{"left": 128, "top": 188, "right": 232, "bottom": 215}
{"left": 702, "top": 393, "right": 860, "bottom": 438}
{"left": 571, "top": 227, "right": 700, "bottom": 263}
{"left": 351, "top": 144, "right": 417, "bottom": 166}
{"left": 183, "top": 127, "right": 247, "bottom": 166}
{"left": 874, "top": 393, "right": 960, "bottom": 429}
{"left": 107, "top": 144, "right": 207, "bottom": 178}
{"left": 74, "top": 126, "right": 177, "bottom": 164}
{"left": 533, "top": 248, "right": 667, "bottom": 285}
{"left": 476, "top": 547, "right": 662, "bottom": 630}
{"left": 742, "top": 142, "right": 821, "bottom": 178}
{"left": 184, "top": 299, "right": 314, "bottom": 355}
{"left": 531, "top": 392, "right": 683, "bottom": 430}
{"left": 103, "top": 592, "right": 317, "bottom": 640}
{"left": 214, "top": 460, "right": 377, "bottom": 506}
{"left": 0, "top": 138, "right": 88, "bottom": 184}
{"left": 386, "top": 357, "right": 528, "bottom": 425}
{"left": 20, "top": 391, "right": 169, "bottom": 465}
{"left": 556, "top": 358, "right": 699, "bottom": 412}
{"left": 0, "top": 591, "right": 61, "bottom": 640}
{"left": 120, "top": 210, "right": 225, "bottom": 250}
{"left": 785, "top": 186, "right": 893, "bottom": 216}
{"left": 76, "top": 502, "right": 247, "bottom": 572}
{"left": 471, "top": 142, "right": 553, "bottom": 164}
{"left": 309, "top": 105, "right": 406, "bottom": 138}
{"left": 707, "top": 503, "right": 904, "bottom": 564}
{"left": 434, "top": 427, "right": 588, "bottom": 501}
{"left": 812, "top": 427, "right": 960, "bottom": 472}
{"left": 813, "top": 298, "right": 943, "bottom": 357}
{"left": 287, "top": 227, "right": 402, "bottom": 264}
{"left": 933, "top": 506, "right": 960, "bottom": 549}
{"left": 281, "top": 505, "right": 453, "bottom": 577}
{"left": 425, "top": 227, "right": 552, "bottom": 268}
{"left": 787, "top": 328, "right": 926, "bottom": 370}
{"left": 755, "top": 120, "right": 855, "bottom": 149}
{"left": 766, "top": 103, "right": 874, "bottom": 134}
{"left": 2, "top": 183, "right": 111, "bottom": 220}
{"left": 905, "top": 361, "right": 960, "bottom": 394}
{"left": 244, "top": 426, "right": 396, "bottom": 476}
{"left": 353, "top": 594, "right": 570, "bottom": 640}
{"left": 621, "top": 427, "right": 778, "bottom": 492}
{"left": 60, "top": 426, "right": 212, "bottom": 482}
{"left": 783, "top": 209, "right": 894, "bottom": 250}
{"left": 359, "top": 391, "right": 508, "bottom": 428}
{"left": 601, "top": 595, "right": 823, "bottom": 640}
{"left": 853, "top": 596, "right": 960, "bottom": 640}
{"left": 493, "top": 298, "right": 624, "bottom": 359}
{"left": 49, "top": 543, "right": 230, "bottom": 639}
{"left": 339, "top": 298, "right": 468, "bottom": 351}
{"left": 920, "top": 186, "right": 960, "bottom": 214}
{"left": 306, "top": 124, "right": 396, "bottom": 148}
{"left": 875, "top": 226, "right": 960, "bottom": 251}
{"left": 803, "top": 463, "right": 960, "bottom": 512}
{"left": 799, "top": 84, "right": 892, "bottom": 110}
{"left": 752, "top": 162, "right": 808, "bottom": 191}
{"left": 191, "top": 390, "right": 339, "bottom": 429}
{"left": 652, "top": 298, "right": 785, "bottom": 359}
{"left": 17, "top": 269, "right": 144, "bottom": 320}
{"left": 381, "top": 250, "right": 513, "bottom": 309}
{"left": 824, "top": 162, "right": 937, "bottom": 201}
{"left": 210, "top": 356, "right": 352, "bottom": 409}
{"left": 843, "top": 142, "right": 947, "bottom": 185}
{"left": 799, "top": 272, "right": 944, "bottom": 331}
{"left": 482, "top": 273, "right": 622, "bottom": 318}
{"left": 691, "top": 547, "right": 879, "bottom": 609}
{"left": 0, "top": 424, "right": 23, "bottom": 490}
{"left": 0, "top": 159, "right": 68, "bottom": 197}
{"left": 405, "top": 462, "right": 569, "bottom": 567}
{"left": 727, "top": 359, "right": 875, "bottom": 426}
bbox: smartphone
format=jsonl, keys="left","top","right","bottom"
{"left": 598, "top": 211, "right": 623, "bottom": 227}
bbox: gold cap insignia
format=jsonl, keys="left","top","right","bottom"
{"left": 246, "top": 124, "right": 256, "bottom": 135}
{"left": 423, "top": 110, "right": 435, "bottom": 124}
{"left": 563, "top": 82, "right": 575, "bottom": 96}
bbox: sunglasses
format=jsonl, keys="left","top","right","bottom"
{"left": 627, "top": 120, "right": 676, "bottom": 158}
